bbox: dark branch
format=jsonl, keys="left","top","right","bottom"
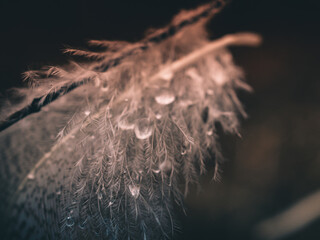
{"left": 0, "top": 82, "right": 85, "bottom": 132}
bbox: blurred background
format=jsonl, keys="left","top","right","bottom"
{"left": 0, "top": 0, "right": 319, "bottom": 239}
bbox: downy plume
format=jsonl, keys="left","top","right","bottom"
{"left": 0, "top": 1, "right": 261, "bottom": 239}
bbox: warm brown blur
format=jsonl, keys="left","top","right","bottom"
{"left": 182, "top": 1, "right": 320, "bottom": 239}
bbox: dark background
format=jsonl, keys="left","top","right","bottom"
{"left": 1, "top": 0, "right": 319, "bottom": 239}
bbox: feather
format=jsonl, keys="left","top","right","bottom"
{"left": 0, "top": 1, "right": 261, "bottom": 239}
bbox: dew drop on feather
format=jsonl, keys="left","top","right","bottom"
{"left": 66, "top": 216, "right": 75, "bottom": 228}
{"left": 118, "top": 116, "right": 135, "bottom": 130}
{"left": 155, "top": 89, "right": 175, "bottom": 105}
{"left": 152, "top": 169, "right": 160, "bottom": 174}
{"left": 98, "top": 192, "right": 103, "bottom": 200}
{"left": 155, "top": 113, "right": 162, "bottom": 119}
{"left": 78, "top": 221, "right": 86, "bottom": 230}
{"left": 27, "top": 172, "right": 35, "bottom": 180}
{"left": 129, "top": 185, "right": 140, "bottom": 199}
{"left": 207, "top": 129, "right": 213, "bottom": 136}
{"left": 134, "top": 118, "right": 153, "bottom": 139}
{"left": 181, "top": 149, "right": 187, "bottom": 155}
{"left": 160, "top": 70, "right": 173, "bottom": 81}
{"left": 213, "top": 71, "right": 227, "bottom": 85}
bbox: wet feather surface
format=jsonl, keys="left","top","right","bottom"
{"left": 0, "top": 1, "right": 261, "bottom": 239}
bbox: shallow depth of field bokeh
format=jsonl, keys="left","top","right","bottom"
{"left": 1, "top": 0, "right": 319, "bottom": 239}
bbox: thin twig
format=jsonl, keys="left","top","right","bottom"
{"left": 149, "top": 32, "right": 262, "bottom": 83}
{"left": 0, "top": 82, "right": 84, "bottom": 132}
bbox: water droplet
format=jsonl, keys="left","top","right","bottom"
{"left": 27, "top": 172, "right": 35, "bottom": 180}
{"left": 155, "top": 89, "right": 175, "bottom": 105}
{"left": 66, "top": 216, "right": 74, "bottom": 228}
{"left": 124, "top": 98, "right": 129, "bottom": 102}
{"left": 84, "top": 110, "right": 91, "bottom": 116}
{"left": 152, "top": 169, "right": 160, "bottom": 174}
{"left": 78, "top": 220, "right": 86, "bottom": 230}
{"left": 213, "top": 72, "right": 227, "bottom": 85}
{"left": 207, "top": 130, "right": 213, "bottom": 136}
{"left": 118, "top": 117, "right": 135, "bottom": 130}
{"left": 108, "top": 201, "right": 113, "bottom": 207}
{"left": 56, "top": 189, "right": 61, "bottom": 195}
{"left": 134, "top": 118, "right": 153, "bottom": 140}
{"left": 160, "top": 70, "right": 173, "bottom": 81}
{"left": 98, "top": 192, "right": 103, "bottom": 200}
{"left": 129, "top": 185, "right": 140, "bottom": 199}
{"left": 159, "top": 160, "right": 172, "bottom": 172}
{"left": 155, "top": 113, "right": 162, "bottom": 119}
{"left": 99, "top": 79, "right": 109, "bottom": 92}
{"left": 181, "top": 149, "right": 187, "bottom": 155}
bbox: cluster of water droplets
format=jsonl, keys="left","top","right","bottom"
{"left": 112, "top": 79, "right": 179, "bottom": 141}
